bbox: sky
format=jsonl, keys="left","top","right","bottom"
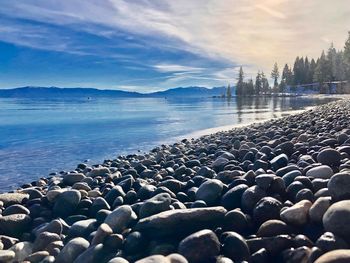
{"left": 0, "top": 0, "right": 349, "bottom": 92}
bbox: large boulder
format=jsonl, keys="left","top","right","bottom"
{"left": 135, "top": 207, "right": 226, "bottom": 238}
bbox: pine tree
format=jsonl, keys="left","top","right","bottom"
{"left": 344, "top": 31, "right": 350, "bottom": 81}
{"left": 226, "top": 84, "right": 232, "bottom": 98}
{"left": 255, "top": 71, "right": 262, "bottom": 95}
{"left": 271, "top": 62, "right": 280, "bottom": 92}
{"left": 309, "top": 59, "right": 317, "bottom": 84}
{"left": 247, "top": 78, "right": 254, "bottom": 95}
{"left": 281, "top": 64, "right": 293, "bottom": 86}
{"left": 327, "top": 43, "right": 337, "bottom": 82}
{"left": 314, "top": 51, "right": 331, "bottom": 93}
{"left": 261, "top": 72, "right": 270, "bottom": 94}
{"left": 236, "top": 66, "right": 244, "bottom": 96}
{"left": 304, "top": 57, "right": 310, "bottom": 84}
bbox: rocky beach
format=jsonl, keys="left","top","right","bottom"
{"left": 1, "top": 99, "right": 350, "bottom": 262}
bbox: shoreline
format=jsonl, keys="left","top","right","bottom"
{"left": 0, "top": 99, "right": 350, "bottom": 262}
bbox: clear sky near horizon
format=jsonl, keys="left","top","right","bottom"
{"left": 0, "top": 0, "right": 349, "bottom": 92}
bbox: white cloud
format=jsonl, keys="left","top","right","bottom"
{"left": 153, "top": 64, "right": 204, "bottom": 73}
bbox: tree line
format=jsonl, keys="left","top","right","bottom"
{"left": 230, "top": 31, "right": 350, "bottom": 96}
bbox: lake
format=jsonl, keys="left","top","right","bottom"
{"left": 0, "top": 96, "right": 336, "bottom": 191}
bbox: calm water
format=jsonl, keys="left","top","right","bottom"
{"left": 0, "top": 96, "right": 335, "bottom": 191}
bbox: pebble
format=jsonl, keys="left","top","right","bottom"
{"left": 306, "top": 165, "right": 334, "bottom": 179}
{"left": 53, "top": 189, "right": 81, "bottom": 218}
{"left": 327, "top": 172, "right": 350, "bottom": 201}
{"left": 323, "top": 200, "right": 350, "bottom": 240}
{"left": 104, "top": 205, "right": 137, "bottom": 233}
{"left": 280, "top": 200, "right": 312, "bottom": 226}
{"left": 195, "top": 179, "right": 223, "bottom": 205}
{"left": 0, "top": 214, "right": 31, "bottom": 237}
{"left": 222, "top": 231, "right": 250, "bottom": 261}
{"left": 178, "top": 229, "right": 220, "bottom": 263}
{"left": 55, "top": 237, "right": 90, "bottom": 263}
{"left": 317, "top": 148, "right": 341, "bottom": 167}
{"left": 139, "top": 193, "right": 171, "bottom": 218}
{"left": 309, "top": 196, "right": 332, "bottom": 223}
{"left": 0, "top": 193, "right": 29, "bottom": 207}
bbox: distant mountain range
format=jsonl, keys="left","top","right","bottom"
{"left": 0, "top": 86, "right": 230, "bottom": 98}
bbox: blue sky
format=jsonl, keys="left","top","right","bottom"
{"left": 0, "top": 0, "right": 349, "bottom": 92}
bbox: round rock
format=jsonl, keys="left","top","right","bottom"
{"left": 306, "top": 165, "right": 334, "bottom": 179}
{"left": 317, "top": 148, "right": 341, "bottom": 167}
{"left": 178, "top": 229, "right": 220, "bottom": 263}
{"left": 323, "top": 200, "right": 350, "bottom": 240}
{"left": 195, "top": 179, "right": 223, "bottom": 205}
{"left": 328, "top": 172, "right": 350, "bottom": 201}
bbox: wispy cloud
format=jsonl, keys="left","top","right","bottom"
{"left": 153, "top": 64, "right": 204, "bottom": 73}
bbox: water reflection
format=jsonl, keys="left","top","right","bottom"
{"left": 0, "top": 96, "right": 337, "bottom": 190}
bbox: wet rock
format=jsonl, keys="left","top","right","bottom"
{"left": 55, "top": 237, "right": 89, "bottom": 263}
{"left": 257, "top": 220, "right": 291, "bottom": 237}
{"left": 317, "top": 148, "right": 341, "bottom": 167}
{"left": 316, "top": 232, "right": 349, "bottom": 252}
{"left": 139, "top": 193, "right": 171, "bottom": 218}
{"left": 241, "top": 186, "right": 266, "bottom": 213}
{"left": 253, "top": 197, "right": 282, "bottom": 224}
{"left": 25, "top": 250, "right": 50, "bottom": 262}
{"left": 306, "top": 165, "right": 333, "bottom": 179}
{"left": 323, "top": 200, "right": 350, "bottom": 240}
{"left": 280, "top": 200, "right": 312, "bottom": 226}
{"left": 247, "top": 235, "right": 293, "bottom": 256}
{"left": 178, "top": 229, "right": 220, "bottom": 263}
{"left": 315, "top": 249, "right": 350, "bottom": 263}
{"left": 69, "top": 219, "right": 97, "bottom": 238}
{"left": 221, "top": 184, "right": 248, "bottom": 210}
{"left": 53, "top": 189, "right": 81, "bottom": 218}
{"left": 328, "top": 172, "right": 350, "bottom": 201}
{"left": 63, "top": 172, "right": 85, "bottom": 185}
{"left": 0, "top": 250, "right": 15, "bottom": 262}
{"left": 104, "top": 205, "right": 137, "bottom": 233}
{"left": 195, "top": 179, "right": 223, "bottom": 205}
{"left": 9, "top": 241, "right": 33, "bottom": 262}
{"left": 0, "top": 193, "right": 29, "bottom": 207}
{"left": 281, "top": 246, "right": 311, "bottom": 263}
{"left": 0, "top": 214, "right": 31, "bottom": 237}
{"left": 135, "top": 254, "right": 188, "bottom": 263}
{"left": 33, "top": 231, "right": 61, "bottom": 252}
{"left": 135, "top": 207, "right": 226, "bottom": 237}
{"left": 270, "top": 154, "right": 289, "bottom": 171}
{"left": 309, "top": 196, "right": 332, "bottom": 223}
{"left": 90, "top": 197, "right": 111, "bottom": 216}
{"left": 91, "top": 223, "right": 113, "bottom": 246}
{"left": 222, "top": 231, "right": 250, "bottom": 261}
{"left": 3, "top": 204, "right": 30, "bottom": 216}
{"left": 124, "top": 231, "right": 147, "bottom": 254}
